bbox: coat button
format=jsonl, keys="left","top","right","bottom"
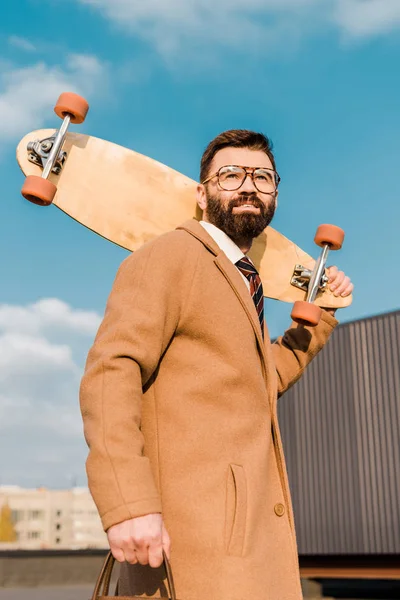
{"left": 274, "top": 503, "right": 285, "bottom": 517}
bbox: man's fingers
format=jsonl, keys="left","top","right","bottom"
{"left": 326, "top": 265, "right": 354, "bottom": 298}
{"left": 337, "top": 278, "right": 353, "bottom": 297}
{"left": 162, "top": 524, "right": 171, "bottom": 560}
{"left": 334, "top": 275, "right": 349, "bottom": 295}
{"left": 327, "top": 265, "right": 338, "bottom": 282}
{"left": 120, "top": 536, "right": 141, "bottom": 564}
{"left": 332, "top": 275, "right": 350, "bottom": 296}
{"left": 106, "top": 515, "right": 168, "bottom": 568}
{"left": 148, "top": 543, "right": 164, "bottom": 568}
{"left": 110, "top": 546, "right": 126, "bottom": 563}
{"left": 134, "top": 544, "right": 151, "bottom": 565}
{"left": 330, "top": 271, "right": 344, "bottom": 290}
{"left": 123, "top": 548, "right": 138, "bottom": 565}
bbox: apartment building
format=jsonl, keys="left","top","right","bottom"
{"left": 0, "top": 486, "right": 108, "bottom": 550}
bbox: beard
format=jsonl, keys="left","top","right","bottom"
{"left": 205, "top": 191, "right": 276, "bottom": 242}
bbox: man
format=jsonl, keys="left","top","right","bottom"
{"left": 80, "top": 130, "right": 353, "bottom": 600}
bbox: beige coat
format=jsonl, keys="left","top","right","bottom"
{"left": 80, "top": 219, "right": 337, "bottom": 600}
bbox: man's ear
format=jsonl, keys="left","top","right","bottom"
{"left": 196, "top": 184, "right": 207, "bottom": 211}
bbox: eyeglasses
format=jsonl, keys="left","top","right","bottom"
{"left": 202, "top": 165, "right": 280, "bottom": 195}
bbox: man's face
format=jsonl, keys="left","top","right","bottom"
{"left": 197, "top": 147, "right": 278, "bottom": 242}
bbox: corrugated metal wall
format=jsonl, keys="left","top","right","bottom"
{"left": 278, "top": 309, "right": 400, "bottom": 555}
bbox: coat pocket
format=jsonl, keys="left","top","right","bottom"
{"left": 225, "top": 463, "right": 247, "bottom": 556}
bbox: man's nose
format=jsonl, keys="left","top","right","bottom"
{"left": 240, "top": 173, "right": 257, "bottom": 192}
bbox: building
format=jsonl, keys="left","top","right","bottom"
{"left": 278, "top": 309, "right": 400, "bottom": 555}
{"left": 0, "top": 486, "right": 107, "bottom": 550}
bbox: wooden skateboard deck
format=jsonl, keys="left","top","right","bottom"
{"left": 16, "top": 129, "right": 352, "bottom": 309}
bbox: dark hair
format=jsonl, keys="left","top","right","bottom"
{"left": 200, "top": 129, "right": 276, "bottom": 183}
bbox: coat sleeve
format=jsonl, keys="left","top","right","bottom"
{"left": 79, "top": 234, "right": 194, "bottom": 531}
{"left": 271, "top": 309, "right": 338, "bottom": 397}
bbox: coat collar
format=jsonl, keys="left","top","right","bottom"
{"left": 176, "top": 218, "right": 220, "bottom": 256}
{"left": 176, "top": 219, "right": 268, "bottom": 369}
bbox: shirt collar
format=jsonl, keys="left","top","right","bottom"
{"left": 199, "top": 221, "right": 246, "bottom": 266}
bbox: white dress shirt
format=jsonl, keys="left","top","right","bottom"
{"left": 199, "top": 220, "right": 250, "bottom": 291}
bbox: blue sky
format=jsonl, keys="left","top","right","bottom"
{"left": 0, "top": 0, "right": 399, "bottom": 488}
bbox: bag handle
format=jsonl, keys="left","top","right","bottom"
{"left": 91, "top": 550, "right": 177, "bottom": 600}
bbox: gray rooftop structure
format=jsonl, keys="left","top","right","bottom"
{"left": 278, "top": 309, "right": 400, "bottom": 555}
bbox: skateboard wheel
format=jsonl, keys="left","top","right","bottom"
{"left": 314, "top": 224, "right": 344, "bottom": 250}
{"left": 291, "top": 301, "right": 322, "bottom": 327}
{"left": 21, "top": 175, "right": 57, "bottom": 206}
{"left": 54, "top": 92, "right": 89, "bottom": 124}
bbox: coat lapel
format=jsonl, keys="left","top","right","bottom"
{"left": 176, "top": 219, "right": 268, "bottom": 374}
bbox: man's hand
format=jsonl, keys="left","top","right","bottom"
{"left": 327, "top": 265, "right": 353, "bottom": 298}
{"left": 324, "top": 265, "right": 354, "bottom": 316}
{"left": 107, "top": 513, "right": 171, "bottom": 568}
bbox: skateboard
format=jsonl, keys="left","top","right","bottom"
{"left": 16, "top": 93, "right": 352, "bottom": 325}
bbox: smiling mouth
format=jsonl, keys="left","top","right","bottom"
{"left": 233, "top": 204, "right": 260, "bottom": 210}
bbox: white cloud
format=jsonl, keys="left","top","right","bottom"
{"left": 0, "top": 332, "right": 75, "bottom": 376}
{"left": 77, "top": 0, "right": 310, "bottom": 56}
{"left": 334, "top": 0, "right": 400, "bottom": 38}
{"left": 8, "top": 36, "right": 36, "bottom": 52}
{"left": 0, "top": 298, "right": 101, "bottom": 336}
{"left": 75, "top": 0, "right": 400, "bottom": 57}
{"left": 0, "top": 53, "right": 108, "bottom": 147}
{"left": 0, "top": 300, "right": 101, "bottom": 488}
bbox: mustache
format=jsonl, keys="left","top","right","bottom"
{"left": 229, "top": 194, "right": 265, "bottom": 210}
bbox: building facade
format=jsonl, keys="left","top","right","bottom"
{"left": 0, "top": 486, "right": 107, "bottom": 550}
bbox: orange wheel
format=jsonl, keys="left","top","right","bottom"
{"left": 21, "top": 175, "right": 57, "bottom": 206}
{"left": 54, "top": 92, "right": 89, "bottom": 124}
{"left": 314, "top": 224, "right": 344, "bottom": 250}
{"left": 291, "top": 301, "right": 322, "bottom": 327}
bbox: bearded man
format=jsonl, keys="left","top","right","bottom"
{"left": 80, "top": 130, "right": 353, "bottom": 600}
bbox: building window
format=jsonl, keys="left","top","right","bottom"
{"left": 28, "top": 510, "right": 44, "bottom": 520}
{"left": 27, "top": 531, "right": 41, "bottom": 540}
{"left": 55, "top": 537, "right": 61, "bottom": 544}
{"left": 11, "top": 510, "right": 25, "bottom": 523}
{"left": 56, "top": 510, "right": 62, "bottom": 517}
{"left": 55, "top": 523, "right": 61, "bottom": 530}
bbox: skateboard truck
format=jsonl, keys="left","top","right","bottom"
{"left": 290, "top": 224, "right": 345, "bottom": 327}
{"left": 291, "top": 265, "right": 329, "bottom": 293}
{"left": 27, "top": 134, "right": 68, "bottom": 175}
{"left": 21, "top": 92, "right": 89, "bottom": 206}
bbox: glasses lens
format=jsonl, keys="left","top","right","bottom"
{"left": 218, "top": 166, "right": 279, "bottom": 193}
{"left": 218, "top": 166, "right": 246, "bottom": 190}
{"left": 253, "top": 169, "right": 277, "bottom": 193}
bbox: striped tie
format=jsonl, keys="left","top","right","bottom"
{"left": 235, "top": 257, "right": 264, "bottom": 338}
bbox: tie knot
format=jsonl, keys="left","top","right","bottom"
{"left": 235, "top": 257, "right": 259, "bottom": 280}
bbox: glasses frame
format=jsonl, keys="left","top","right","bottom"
{"left": 202, "top": 165, "right": 281, "bottom": 195}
